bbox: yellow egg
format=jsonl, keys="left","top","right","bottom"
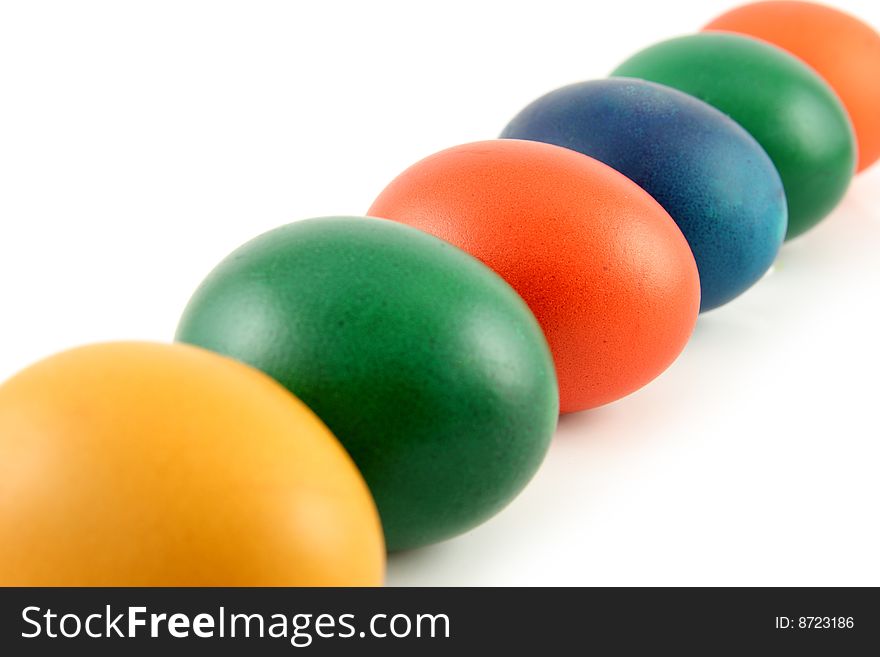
{"left": 0, "top": 342, "right": 384, "bottom": 586}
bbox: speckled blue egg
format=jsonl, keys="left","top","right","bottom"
{"left": 501, "top": 78, "right": 787, "bottom": 311}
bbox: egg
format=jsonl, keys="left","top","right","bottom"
{"left": 705, "top": 1, "right": 880, "bottom": 173}
{"left": 0, "top": 342, "right": 384, "bottom": 586}
{"left": 613, "top": 32, "right": 856, "bottom": 240}
{"left": 176, "top": 217, "right": 559, "bottom": 551}
{"left": 501, "top": 78, "right": 787, "bottom": 312}
{"left": 368, "top": 140, "right": 701, "bottom": 413}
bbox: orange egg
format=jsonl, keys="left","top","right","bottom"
{"left": 0, "top": 342, "right": 384, "bottom": 586}
{"left": 705, "top": 1, "right": 880, "bottom": 172}
{"left": 369, "top": 140, "right": 701, "bottom": 413}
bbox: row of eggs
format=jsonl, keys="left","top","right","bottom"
{"left": 1, "top": 2, "right": 878, "bottom": 584}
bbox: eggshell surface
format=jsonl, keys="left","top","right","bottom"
{"left": 705, "top": 1, "right": 880, "bottom": 172}
{"left": 613, "top": 32, "right": 856, "bottom": 239}
{"left": 368, "top": 140, "right": 701, "bottom": 413}
{"left": 177, "top": 217, "right": 559, "bottom": 551}
{"left": 501, "top": 78, "right": 787, "bottom": 311}
{"left": 0, "top": 342, "right": 385, "bottom": 586}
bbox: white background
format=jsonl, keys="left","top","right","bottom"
{"left": 1, "top": 0, "right": 878, "bottom": 586}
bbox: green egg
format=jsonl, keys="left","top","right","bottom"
{"left": 613, "top": 32, "right": 856, "bottom": 240}
{"left": 176, "top": 216, "right": 559, "bottom": 551}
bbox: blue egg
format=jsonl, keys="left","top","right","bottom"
{"left": 501, "top": 78, "right": 787, "bottom": 311}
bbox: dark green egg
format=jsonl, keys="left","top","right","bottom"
{"left": 613, "top": 32, "right": 856, "bottom": 239}
{"left": 176, "top": 217, "right": 559, "bottom": 551}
